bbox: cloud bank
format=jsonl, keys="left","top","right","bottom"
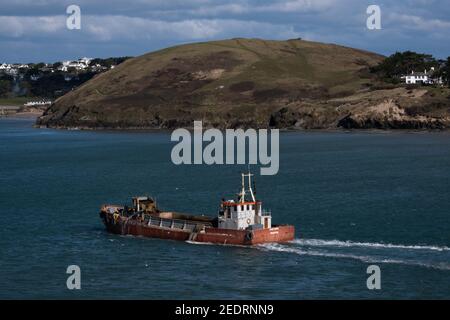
{"left": 0, "top": 0, "right": 449, "bottom": 62}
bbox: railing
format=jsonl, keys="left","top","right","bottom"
{"left": 146, "top": 215, "right": 199, "bottom": 232}
{"left": 261, "top": 210, "right": 271, "bottom": 216}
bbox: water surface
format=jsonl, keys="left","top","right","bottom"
{"left": 0, "top": 118, "right": 449, "bottom": 299}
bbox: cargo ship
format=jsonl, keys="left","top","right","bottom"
{"left": 99, "top": 172, "right": 295, "bottom": 245}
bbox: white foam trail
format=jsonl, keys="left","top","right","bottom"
{"left": 293, "top": 238, "right": 450, "bottom": 252}
{"left": 257, "top": 243, "right": 450, "bottom": 271}
{"left": 186, "top": 240, "right": 251, "bottom": 248}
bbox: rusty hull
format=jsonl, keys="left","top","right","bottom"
{"left": 100, "top": 209, "right": 295, "bottom": 245}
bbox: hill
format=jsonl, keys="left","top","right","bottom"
{"left": 36, "top": 38, "right": 450, "bottom": 130}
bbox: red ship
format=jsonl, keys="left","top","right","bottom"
{"left": 99, "top": 172, "right": 295, "bottom": 245}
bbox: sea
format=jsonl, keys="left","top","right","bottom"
{"left": 0, "top": 117, "right": 449, "bottom": 299}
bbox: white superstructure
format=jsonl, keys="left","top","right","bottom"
{"left": 218, "top": 172, "right": 272, "bottom": 230}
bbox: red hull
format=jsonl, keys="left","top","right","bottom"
{"left": 100, "top": 211, "right": 295, "bottom": 245}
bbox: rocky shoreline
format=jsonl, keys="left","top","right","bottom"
{"left": 34, "top": 117, "right": 450, "bottom": 132}
{"left": 35, "top": 96, "right": 450, "bottom": 131}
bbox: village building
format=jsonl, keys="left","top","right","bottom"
{"left": 58, "top": 58, "right": 92, "bottom": 72}
{"left": 0, "top": 63, "right": 12, "bottom": 70}
{"left": 402, "top": 67, "right": 442, "bottom": 85}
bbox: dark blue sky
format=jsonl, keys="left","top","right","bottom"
{"left": 1, "top": 0, "right": 449, "bottom": 63}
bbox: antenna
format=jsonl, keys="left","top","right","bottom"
{"left": 240, "top": 172, "right": 246, "bottom": 203}
{"left": 252, "top": 174, "right": 257, "bottom": 198}
{"left": 248, "top": 172, "right": 256, "bottom": 202}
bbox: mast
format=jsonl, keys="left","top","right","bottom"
{"left": 247, "top": 171, "right": 256, "bottom": 202}
{"left": 239, "top": 169, "right": 255, "bottom": 203}
{"left": 239, "top": 173, "right": 246, "bottom": 203}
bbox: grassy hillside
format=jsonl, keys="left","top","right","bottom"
{"left": 36, "top": 38, "right": 450, "bottom": 130}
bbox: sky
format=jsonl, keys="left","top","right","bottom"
{"left": 0, "top": 0, "right": 449, "bottom": 63}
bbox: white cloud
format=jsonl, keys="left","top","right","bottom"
{"left": 389, "top": 13, "right": 450, "bottom": 31}
{"left": 84, "top": 16, "right": 221, "bottom": 41}
{"left": 0, "top": 0, "right": 336, "bottom": 17}
{"left": 0, "top": 14, "right": 300, "bottom": 42}
{"left": 0, "top": 15, "right": 64, "bottom": 37}
{"left": 1, "top": 0, "right": 449, "bottom": 61}
{"left": 184, "top": 0, "right": 336, "bottom": 16}
{"left": 84, "top": 15, "right": 300, "bottom": 41}
{"left": 186, "top": 3, "right": 249, "bottom": 16}
{"left": 258, "top": 0, "right": 335, "bottom": 13}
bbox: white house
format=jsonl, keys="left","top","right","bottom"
{"left": 0, "top": 63, "right": 12, "bottom": 70}
{"left": 5, "top": 67, "right": 18, "bottom": 75}
{"left": 403, "top": 67, "right": 442, "bottom": 85}
{"left": 78, "top": 57, "right": 92, "bottom": 65}
{"left": 58, "top": 59, "right": 90, "bottom": 72}
{"left": 91, "top": 63, "right": 107, "bottom": 72}
{"left": 24, "top": 100, "right": 52, "bottom": 107}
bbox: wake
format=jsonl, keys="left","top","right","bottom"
{"left": 185, "top": 237, "right": 450, "bottom": 270}
{"left": 257, "top": 239, "right": 450, "bottom": 271}
{"left": 292, "top": 238, "right": 450, "bottom": 252}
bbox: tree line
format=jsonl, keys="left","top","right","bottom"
{"left": 371, "top": 51, "right": 450, "bottom": 85}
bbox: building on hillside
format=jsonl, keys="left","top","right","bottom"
{"left": 58, "top": 59, "right": 90, "bottom": 72}
{"left": 0, "top": 63, "right": 12, "bottom": 70}
{"left": 78, "top": 57, "right": 92, "bottom": 65}
{"left": 402, "top": 67, "right": 443, "bottom": 85}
